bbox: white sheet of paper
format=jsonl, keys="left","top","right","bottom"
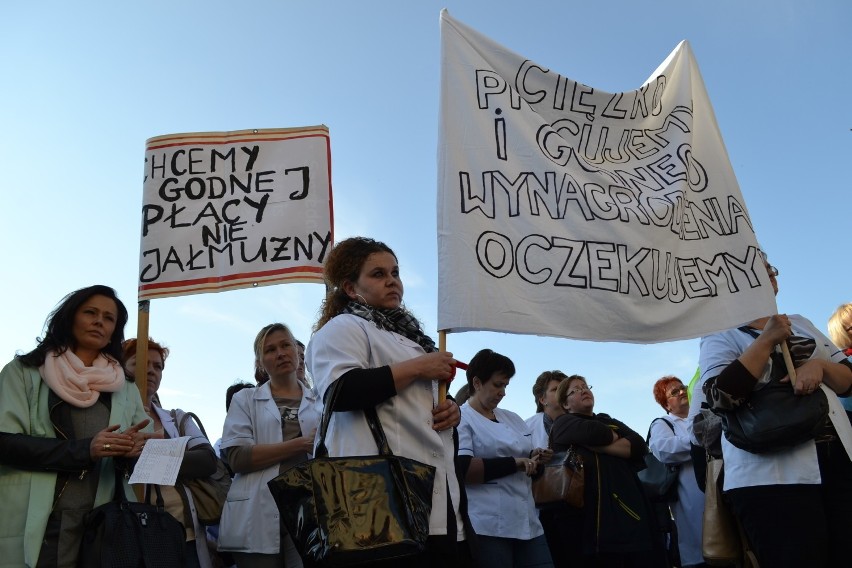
{"left": 129, "top": 436, "right": 190, "bottom": 486}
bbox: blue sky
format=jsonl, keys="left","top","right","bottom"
{"left": 1, "top": 1, "right": 849, "bottom": 439}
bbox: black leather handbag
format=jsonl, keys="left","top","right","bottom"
{"left": 79, "top": 468, "right": 186, "bottom": 568}
{"left": 638, "top": 418, "right": 680, "bottom": 502}
{"left": 717, "top": 328, "right": 829, "bottom": 454}
{"left": 720, "top": 376, "right": 828, "bottom": 453}
{"left": 268, "top": 383, "right": 436, "bottom": 567}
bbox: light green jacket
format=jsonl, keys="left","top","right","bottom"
{"left": 0, "top": 358, "right": 150, "bottom": 567}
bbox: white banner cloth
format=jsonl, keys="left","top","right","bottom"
{"left": 437, "top": 11, "right": 775, "bottom": 343}
{"left": 139, "top": 126, "right": 333, "bottom": 300}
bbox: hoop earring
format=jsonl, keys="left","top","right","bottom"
{"left": 355, "top": 293, "right": 368, "bottom": 305}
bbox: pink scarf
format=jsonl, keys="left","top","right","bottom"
{"left": 39, "top": 349, "right": 125, "bottom": 408}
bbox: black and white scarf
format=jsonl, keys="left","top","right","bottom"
{"left": 342, "top": 301, "right": 437, "bottom": 354}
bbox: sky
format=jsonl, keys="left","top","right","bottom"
{"left": 1, "top": 1, "right": 850, "bottom": 441}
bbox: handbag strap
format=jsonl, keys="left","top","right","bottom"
{"left": 737, "top": 326, "right": 789, "bottom": 382}
{"left": 171, "top": 408, "right": 209, "bottom": 439}
{"left": 545, "top": 424, "right": 581, "bottom": 468}
{"left": 142, "top": 483, "right": 168, "bottom": 511}
{"left": 645, "top": 417, "right": 675, "bottom": 444}
{"left": 315, "top": 379, "right": 394, "bottom": 458}
{"left": 110, "top": 464, "right": 165, "bottom": 509}
{"left": 107, "top": 468, "right": 158, "bottom": 568}
{"left": 111, "top": 464, "right": 130, "bottom": 503}
{"left": 646, "top": 418, "right": 679, "bottom": 473}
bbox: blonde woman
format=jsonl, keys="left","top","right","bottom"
{"left": 827, "top": 303, "right": 852, "bottom": 356}
{"left": 219, "top": 323, "right": 321, "bottom": 568}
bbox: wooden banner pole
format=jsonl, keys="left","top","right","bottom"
{"left": 438, "top": 330, "right": 447, "bottom": 403}
{"left": 781, "top": 342, "right": 797, "bottom": 386}
{"left": 135, "top": 301, "right": 150, "bottom": 405}
{"left": 133, "top": 300, "right": 151, "bottom": 502}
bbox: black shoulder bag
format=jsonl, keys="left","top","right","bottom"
{"left": 79, "top": 466, "right": 186, "bottom": 568}
{"left": 638, "top": 417, "right": 680, "bottom": 502}
{"left": 267, "top": 381, "right": 437, "bottom": 566}
{"left": 716, "top": 327, "right": 829, "bottom": 453}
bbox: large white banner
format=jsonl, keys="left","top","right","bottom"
{"left": 139, "top": 126, "right": 333, "bottom": 300}
{"left": 437, "top": 11, "right": 776, "bottom": 343}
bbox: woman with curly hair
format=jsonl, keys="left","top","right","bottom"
{"left": 306, "top": 236, "right": 474, "bottom": 567}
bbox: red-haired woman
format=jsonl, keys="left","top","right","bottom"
{"left": 648, "top": 376, "right": 705, "bottom": 568}
{"left": 123, "top": 338, "right": 218, "bottom": 568}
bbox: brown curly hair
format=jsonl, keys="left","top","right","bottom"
{"left": 314, "top": 237, "right": 396, "bottom": 331}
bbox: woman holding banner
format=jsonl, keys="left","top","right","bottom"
{"left": 306, "top": 236, "right": 475, "bottom": 567}
{"left": 0, "top": 285, "right": 153, "bottom": 567}
{"left": 219, "top": 323, "right": 321, "bottom": 568}
{"left": 699, "top": 255, "right": 852, "bottom": 567}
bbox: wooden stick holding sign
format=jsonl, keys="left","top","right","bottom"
{"left": 439, "top": 330, "right": 448, "bottom": 403}
{"left": 134, "top": 301, "right": 151, "bottom": 404}
{"left": 132, "top": 301, "right": 151, "bottom": 502}
{"left": 438, "top": 330, "right": 468, "bottom": 404}
{"left": 781, "top": 342, "right": 797, "bottom": 386}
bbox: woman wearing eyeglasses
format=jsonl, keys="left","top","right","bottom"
{"left": 699, "top": 255, "right": 852, "bottom": 567}
{"left": 549, "top": 375, "right": 666, "bottom": 567}
{"left": 648, "top": 376, "right": 706, "bottom": 568}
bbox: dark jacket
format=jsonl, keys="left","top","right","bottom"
{"left": 551, "top": 412, "right": 660, "bottom": 560}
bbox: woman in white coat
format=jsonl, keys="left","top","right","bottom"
{"left": 219, "top": 323, "right": 321, "bottom": 568}
{"left": 699, "top": 256, "right": 852, "bottom": 567}
{"left": 458, "top": 349, "right": 553, "bottom": 568}
{"left": 524, "top": 370, "right": 568, "bottom": 566}
{"left": 648, "top": 376, "right": 706, "bottom": 568}
{"left": 307, "top": 236, "right": 473, "bottom": 567}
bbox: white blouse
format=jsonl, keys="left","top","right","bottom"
{"left": 306, "top": 314, "right": 464, "bottom": 539}
{"left": 458, "top": 403, "right": 543, "bottom": 540}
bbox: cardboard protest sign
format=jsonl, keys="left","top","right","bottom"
{"left": 437, "top": 11, "right": 775, "bottom": 343}
{"left": 139, "top": 126, "right": 333, "bottom": 300}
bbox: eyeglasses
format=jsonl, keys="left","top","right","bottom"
{"left": 766, "top": 265, "right": 779, "bottom": 277}
{"left": 668, "top": 386, "right": 686, "bottom": 398}
{"left": 566, "top": 385, "right": 593, "bottom": 397}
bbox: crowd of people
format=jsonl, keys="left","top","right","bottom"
{"left": 1, "top": 239, "right": 851, "bottom": 568}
